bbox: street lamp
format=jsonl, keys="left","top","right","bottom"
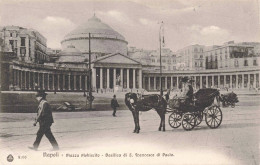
{"left": 159, "top": 21, "right": 164, "bottom": 97}
{"left": 87, "top": 33, "right": 94, "bottom": 110}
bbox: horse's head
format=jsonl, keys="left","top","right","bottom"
{"left": 125, "top": 93, "right": 138, "bottom": 111}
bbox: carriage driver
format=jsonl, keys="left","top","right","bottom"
{"left": 181, "top": 77, "right": 194, "bottom": 106}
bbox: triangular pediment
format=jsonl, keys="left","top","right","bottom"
{"left": 94, "top": 53, "right": 140, "bottom": 65}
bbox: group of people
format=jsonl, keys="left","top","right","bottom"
{"left": 165, "top": 76, "right": 194, "bottom": 106}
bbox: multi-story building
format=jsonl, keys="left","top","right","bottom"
{"left": 176, "top": 44, "right": 205, "bottom": 70}
{"left": 204, "top": 41, "right": 258, "bottom": 70}
{"left": 47, "top": 48, "right": 61, "bottom": 62}
{"left": 0, "top": 26, "right": 48, "bottom": 64}
{"left": 128, "top": 47, "right": 177, "bottom": 71}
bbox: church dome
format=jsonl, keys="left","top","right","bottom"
{"left": 61, "top": 15, "right": 128, "bottom": 56}
{"left": 57, "top": 45, "right": 85, "bottom": 63}
{"left": 63, "top": 15, "right": 125, "bottom": 41}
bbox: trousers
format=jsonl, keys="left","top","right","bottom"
{"left": 33, "top": 123, "right": 59, "bottom": 149}
{"left": 112, "top": 108, "right": 117, "bottom": 116}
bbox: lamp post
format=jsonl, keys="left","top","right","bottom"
{"left": 159, "top": 21, "right": 164, "bottom": 97}
{"left": 88, "top": 33, "right": 93, "bottom": 110}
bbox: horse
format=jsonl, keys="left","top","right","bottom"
{"left": 125, "top": 93, "right": 167, "bottom": 133}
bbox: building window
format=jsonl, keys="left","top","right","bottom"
{"left": 20, "top": 47, "right": 26, "bottom": 56}
{"left": 253, "top": 59, "right": 258, "bottom": 66}
{"left": 234, "top": 60, "right": 239, "bottom": 67}
{"left": 244, "top": 60, "right": 248, "bottom": 66}
{"left": 21, "top": 37, "right": 26, "bottom": 46}
{"left": 10, "top": 33, "right": 13, "bottom": 37}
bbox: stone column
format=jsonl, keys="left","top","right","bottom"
{"left": 32, "top": 72, "right": 35, "bottom": 90}
{"left": 171, "top": 76, "right": 173, "bottom": 90}
{"left": 85, "top": 75, "right": 88, "bottom": 91}
{"left": 79, "top": 75, "right": 82, "bottom": 90}
{"left": 25, "top": 71, "right": 27, "bottom": 90}
{"left": 247, "top": 74, "right": 250, "bottom": 89}
{"left": 28, "top": 71, "right": 31, "bottom": 90}
{"left": 74, "top": 75, "right": 76, "bottom": 91}
{"left": 107, "top": 68, "right": 110, "bottom": 89}
{"left": 120, "top": 68, "right": 123, "bottom": 87}
{"left": 139, "top": 69, "right": 142, "bottom": 89}
{"left": 236, "top": 74, "right": 238, "bottom": 89}
{"left": 212, "top": 76, "right": 214, "bottom": 88}
{"left": 68, "top": 74, "right": 71, "bottom": 90}
{"left": 253, "top": 73, "right": 256, "bottom": 88}
{"left": 127, "top": 68, "right": 130, "bottom": 89}
{"left": 58, "top": 74, "right": 60, "bottom": 90}
{"left": 92, "top": 68, "right": 96, "bottom": 90}
{"left": 113, "top": 68, "right": 116, "bottom": 89}
{"left": 52, "top": 74, "right": 55, "bottom": 90}
{"left": 200, "top": 76, "right": 202, "bottom": 89}
{"left": 100, "top": 68, "right": 103, "bottom": 89}
{"left": 42, "top": 73, "right": 45, "bottom": 90}
{"left": 63, "top": 74, "right": 65, "bottom": 91}
{"left": 133, "top": 69, "right": 136, "bottom": 89}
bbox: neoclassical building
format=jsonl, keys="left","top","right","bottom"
{"left": 1, "top": 16, "right": 259, "bottom": 92}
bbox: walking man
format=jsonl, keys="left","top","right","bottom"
{"left": 111, "top": 95, "right": 119, "bottom": 117}
{"left": 28, "top": 90, "right": 59, "bottom": 151}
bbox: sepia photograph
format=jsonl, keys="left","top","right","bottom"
{"left": 0, "top": 0, "right": 259, "bottom": 164}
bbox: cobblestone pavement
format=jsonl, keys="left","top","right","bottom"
{"left": 0, "top": 96, "right": 259, "bottom": 165}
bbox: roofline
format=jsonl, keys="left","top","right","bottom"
{"left": 61, "top": 36, "right": 128, "bottom": 44}
{"left": 92, "top": 53, "right": 142, "bottom": 65}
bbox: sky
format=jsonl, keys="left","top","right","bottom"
{"left": 0, "top": 0, "right": 259, "bottom": 51}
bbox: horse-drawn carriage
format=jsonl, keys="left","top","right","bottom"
{"left": 125, "top": 88, "right": 223, "bottom": 133}
{"left": 167, "top": 88, "right": 223, "bottom": 131}
{"left": 220, "top": 92, "right": 239, "bottom": 108}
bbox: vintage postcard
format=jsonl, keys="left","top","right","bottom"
{"left": 0, "top": 0, "right": 259, "bottom": 164}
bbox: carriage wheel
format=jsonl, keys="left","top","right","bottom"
{"left": 168, "top": 112, "right": 182, "bottom": 128}
{"left": 205, "top": 106, "right": 223, "bottom": 129}
{"left": 195, "top": 111, "right": 203, "bottom": 126}
{"left": 182, "top": 113, "right": 196, "bottom": 131}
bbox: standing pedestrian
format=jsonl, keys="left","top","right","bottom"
{"left": 111, "top": 95, "right": 119, "bottom": 117}
{"left": 28, "top": 90, "right": 59, "bottom": 151}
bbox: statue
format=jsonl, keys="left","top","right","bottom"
{"left": 116, "top": 74, "right": 121, "bottom": 86}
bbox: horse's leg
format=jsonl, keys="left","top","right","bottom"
{"left": 131, "top": 111, "right": 137, "bottom": 133}
{"left": 156, "top": 110, "right": 162, "bottom": 131}
{"left": 136, "top": 111, "right": 140, "bottom": 133}
{"left": 162, "top": 109, "right": 166, "bottom": 132}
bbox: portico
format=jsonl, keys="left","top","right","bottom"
{"left": 92, "top": 53, "right": 142, "bottom": 91}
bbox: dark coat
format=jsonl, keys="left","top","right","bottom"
{"left": 111, "top": 98, "right": 119, "bottom": 109}
{"left": 36, "top": 100, "right": 54, "bottom": 125}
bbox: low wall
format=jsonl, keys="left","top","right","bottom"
{"left": 0, "top": 92, "right": 128, "bottom": 113}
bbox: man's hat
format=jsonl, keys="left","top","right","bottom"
{"left": 36, "top": 90, "right": 47, "bottom": 97}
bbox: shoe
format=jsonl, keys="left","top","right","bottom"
{"left": 113, "top": 115, "right": 116, "bottom": 117}
{"left": 28, "top": 146, "right": 37, "bottom": 151}
{"left": 51, "top": 147, "right": 59, "bottom": 151}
